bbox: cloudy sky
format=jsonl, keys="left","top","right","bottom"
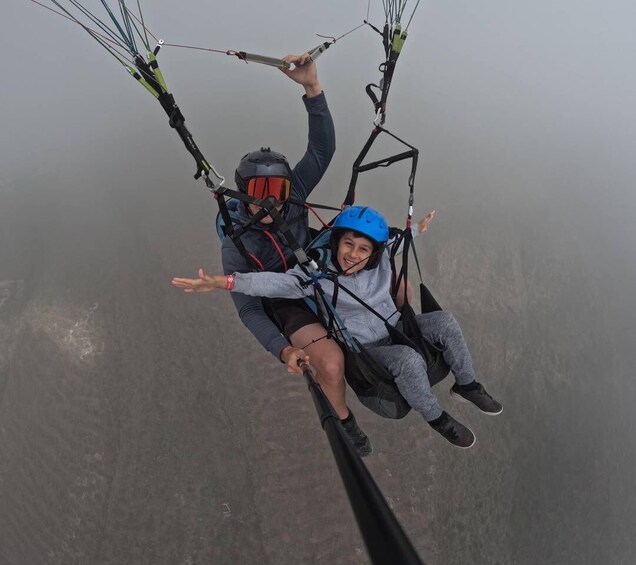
{"left": 2, "top": 2, "right": 636, "bottom": 564}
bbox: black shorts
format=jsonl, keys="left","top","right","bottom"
{"left": 265, "top": 298, "right": 322, "bottom": 338}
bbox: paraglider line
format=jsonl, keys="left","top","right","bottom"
{"left": 160, "top": 42, "right": 232, "bottom": 56}
{"left": 125, "top": 4, "right": 159, "bottom": 44}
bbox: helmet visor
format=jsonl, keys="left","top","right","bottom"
{"left": 246, "top": 177, "right": 291, "bottom": 203}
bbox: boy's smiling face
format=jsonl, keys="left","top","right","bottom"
{"left": 336, "top": 230, "right": 375, "bottom": 275}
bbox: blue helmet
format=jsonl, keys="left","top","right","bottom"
{"left": 331, "top": 206, "right": 389, "bottom": 244}
{"left": 330, "top": 206, "right": 389, "bottom": 270}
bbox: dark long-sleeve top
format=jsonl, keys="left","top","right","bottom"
{"left": 221, "top": 92, "right": 336, "bottom": 359}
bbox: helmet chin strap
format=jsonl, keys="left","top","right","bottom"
{"left": 243, "top": 197, "right": 288, "bottom": 224}
{"left": 341, "top": 244, "right": 385, "bottom": 273}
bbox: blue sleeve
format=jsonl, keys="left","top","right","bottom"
{"left": 290, "top": 91, "right": 336, "bottom": 201}
{"left": 222, "top": 240, "right": 290, "bottom": 360}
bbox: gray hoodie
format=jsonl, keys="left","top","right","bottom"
{"left": 232, "top": 251, "right": 400, "bottom": 346}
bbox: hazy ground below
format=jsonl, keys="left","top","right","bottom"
{"left": 1, "top": 160, "right": 635, "bottom": 564}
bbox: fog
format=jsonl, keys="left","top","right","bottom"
{"left": 2, "top": 1, "right": 636, "bottom": 564}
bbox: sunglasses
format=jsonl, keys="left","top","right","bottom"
{"left": 246, "top": 177, "right": 291, "bottom": 203}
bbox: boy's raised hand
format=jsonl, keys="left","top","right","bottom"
{"left": 417, "top": 209, "right": 436, "bottom": 233}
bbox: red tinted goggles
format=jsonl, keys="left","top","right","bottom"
{"left": 246, "top": 177, "right": 291, "bottom": 203}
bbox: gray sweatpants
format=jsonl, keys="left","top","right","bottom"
{"left": 367, "top": 311, "right": 475, "bottom": 421}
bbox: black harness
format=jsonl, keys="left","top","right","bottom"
{"left": 303, "top": 230, "right": 450, "bottom": 420}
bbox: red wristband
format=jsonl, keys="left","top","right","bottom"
{"left": 226, "top": 274, "right": 235, "bottom": 290}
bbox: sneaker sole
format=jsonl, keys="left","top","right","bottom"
{"left": 450, "top": 434, "right": 476, "bottom": 449}
{"left": 450, "top": 388, "right": 503, "bottom": 416}
{"left": 431, "top": 422, "right": 476, "bottom": 449}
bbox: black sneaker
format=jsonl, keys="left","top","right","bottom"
{"left": 450, "top": 382, "right": 503, "bottom": 415}
{"left": 341, "top": 410, "right": 373, "bottom": 457}
{"left": 428, "top": 411, "right": 475, "bottom": 448}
